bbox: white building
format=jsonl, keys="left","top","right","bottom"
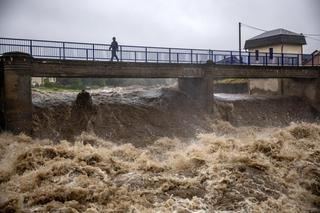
{"left": 244, "top": 28, "right": 306, "bottom": 95}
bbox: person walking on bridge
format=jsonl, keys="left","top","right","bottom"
{"left": 109, "top": 37, "right": 119, "bottom": 62}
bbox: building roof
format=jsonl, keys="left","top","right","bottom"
{"left": 216, "top": 56, "right": 244, "bottom": 65}
{"left": 244, "top": 28, "right": 306, "bottom": 49}
{"left": 311, "top": 50, "right": 320, "bottom": 55}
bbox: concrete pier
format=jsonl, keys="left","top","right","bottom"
{"left": 282, "top": 78, "right": 320, "bottom": 112}
{"left": 178, "top": 74, "right": 213, "bottom": 113}
{"left": 1, "top": 52, "right": 32, "bottom": 134}
{"left": 0, "top": 59, "right": 4, "bottom": 130}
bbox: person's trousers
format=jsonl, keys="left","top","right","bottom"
{"left": 111, "top": 51, "right": 119, "bottom": 61}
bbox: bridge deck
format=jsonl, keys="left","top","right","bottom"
{"left": 31, "top": 59, "right": 320, "bottom": 79}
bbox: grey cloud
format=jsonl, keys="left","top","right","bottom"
{"left": 0, "top": 0, "right": 319, "bottom": 52}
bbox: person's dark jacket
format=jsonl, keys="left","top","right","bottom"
{"left": 109, "top": 41, "right": 118, "bottom": 52}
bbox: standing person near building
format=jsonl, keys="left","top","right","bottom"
{"left": 109, "top": 37, "right": 119, "bottom": 62}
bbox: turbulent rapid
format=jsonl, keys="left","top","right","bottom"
{"left": 0, "top": 85, "right": 320, "bottom": 212}
{"left": 31, "top": 86, "right": 214, "bottom": 146}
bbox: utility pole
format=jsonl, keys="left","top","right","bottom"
{"left": 239, "top": 22, "right": 242, "bottom": 64}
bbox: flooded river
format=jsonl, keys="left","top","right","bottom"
{"left": 0, "top": 86, "right": 319, "bottom": 212}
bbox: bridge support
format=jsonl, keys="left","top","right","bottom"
{"left": 0, "top": 52, "right": 33, "bottom": 134}
{"left": 282, "top": 78, "right": 320, "bottom": 112}
{"left": 178, "top": 75, "right": 213, "bottom": 113}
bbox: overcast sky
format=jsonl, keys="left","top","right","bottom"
{"left": 1, "top": 0, "right": 319, "bottom": 53}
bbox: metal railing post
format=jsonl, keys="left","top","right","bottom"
{"left": 145, "top": 47, "right": 147, "bottom": 62}
{"left": 59, "top": 47, "right": 62, "bottom": 60}
{"left": 169, "top": 48, "right": 171, "bottom": 63}
{"left": 92, "top": 44, "right": 95, "bottom": 61}
{"left": 190, "top": 49, "right": 193, "bottom": 63}
{"left": 120, "top": 46, "right": 122, "bottom": 61}
{"left": 63, "top": 42, "right": 65, "bottom": 60}
{"left": 196, "top": 53, "right": 198, "bottom": 64}
{"left": 29, "top": 40, "right": 33, "bottom": 56}
{"left": 177, "top": 53, "right": 179, "bottom": 63}
{"left": 211, "top": 50, "right": 214, "bottom": 62}
{"left": 134, "top": 51, "right": 137, "bottom": 62}
{"left": 266, "top": 53, "right": 268, "bottom": 66}
{"left": 86, "top": 49, "right": 89, "bottom": 60}
{"left": 248, "top": 52, "right": 251, "bottom": 65}
{"left": 230, "top": 51, "right": 233, "bottom": 64}
{"left": 297, "top": 54, "right": 299, "bottom": 66}
{"left": 281, "top": 53, "right": 284, "bottom": 66}
{"left": 156, "top": 52, "right": 159, "bottom": 63}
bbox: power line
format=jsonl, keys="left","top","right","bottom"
{"left": 241, "top": 23, "right": 320, "bottom": 42}
{"left": 241, "top": 23, "right": 267, "bottom": 32}
{"left": 305, "top": 35, "right": 320, "bottom": 42}
{"left": 304, "top": 34, "right": 320, "bottom": 37}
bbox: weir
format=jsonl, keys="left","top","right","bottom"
{"left": 0, "top": 52, "right": 320, "bottom": 134}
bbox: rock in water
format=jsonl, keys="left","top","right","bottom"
{"left": 74, "top": 90, "right": 93, "bottom": 110}
{"left": 71, "top": 90, "right": 95, "bottom": 133}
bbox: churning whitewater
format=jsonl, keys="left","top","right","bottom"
{"left": 0, "top": 86, "right": 319, "bottom": 212}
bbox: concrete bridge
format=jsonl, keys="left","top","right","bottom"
{"left": 1, "top": 38, "right": 320, "bottom": 135}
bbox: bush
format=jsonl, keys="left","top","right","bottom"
{"left": 43, "top": 78, "right": 56, "bottom": 88}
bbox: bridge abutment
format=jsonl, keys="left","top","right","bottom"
{"left": 178, "top": 74, "right": 213, "bottom": 113}
{"left": 1, "top": 52, "right": 33, "bottom": 134}
{"left": 282, "top": 78, "right": 320, "bottom": 112}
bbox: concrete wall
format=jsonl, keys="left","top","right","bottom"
{"left": 249, "top": 78, "right": 320, "bottom": 112}
{"left": 249, "top": 79, "right": 282, "bottom": 95}
{"left": 0, "top": 60, "right": 5, "bottom": 130}
{"left": 282, "top": 78, "right": 320, "bottom": 111}
{"left": 32, "top": 77, "right": 43, "bottom": 86}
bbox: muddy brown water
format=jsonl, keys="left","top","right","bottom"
{"left": 0, "top": 86, "right": 319, "bottom": 212}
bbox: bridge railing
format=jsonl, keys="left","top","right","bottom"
{"left": 0, "top": 37, "right": 317, "bottom": 66}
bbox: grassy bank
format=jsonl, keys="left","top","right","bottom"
{"left": 33, "top": 86, "right": 84, "bottom": 93}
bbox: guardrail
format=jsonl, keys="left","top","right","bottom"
{"left": 0, "top": 37, "right": 317, "bottom": 66}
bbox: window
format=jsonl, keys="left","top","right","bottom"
{"left": 269, "top": 48, "right": 273, "bottom": 59}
